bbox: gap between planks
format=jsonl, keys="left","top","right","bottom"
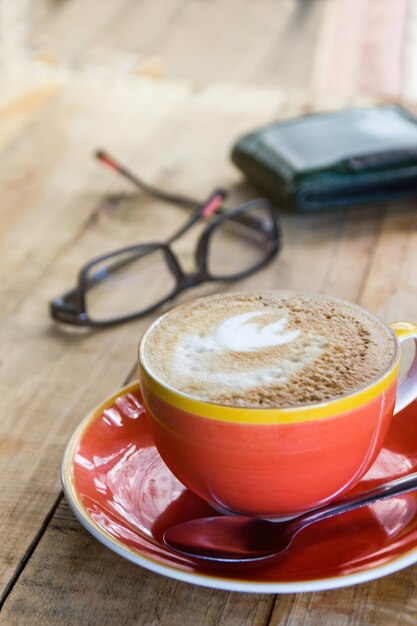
{"left": 0, "top": 361, "right": 139, "bottom": 612}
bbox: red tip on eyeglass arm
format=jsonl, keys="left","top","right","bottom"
{"left": 95, "top": 150, "right": 120, "bottom": 172}
{"left": 202, "top": 190, "right": 226, "bottom": 218}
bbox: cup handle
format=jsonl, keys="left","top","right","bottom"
{"left": 390, "top": 322, "right": 417, "bottom": 414}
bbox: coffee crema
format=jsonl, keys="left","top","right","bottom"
{"left": 142, "top": 291, "right": 397, "bottom": 408}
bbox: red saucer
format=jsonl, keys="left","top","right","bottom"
{"left": 62, "top": 383, "right": 417, "bottom": 593}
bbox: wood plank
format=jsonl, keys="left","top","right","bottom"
{"left": 3, "top": 90, "right": 406, "bottom": 625}
{"left": 358, "top": 202, "right": 417, "bottom": 322}
{"left": 2, "top": 1, "right": 417, "bottom": 623}
{"left": 268, "top": 572, "right": 417, "bottom": 625}
{"left": 0, "top": 82, "right": 61, "bottom": 151}
{"left": 265, "top": 118, "right": 417, "bottom": 626}
{"left": 0, "top": 75, "right": 192, "bottom": 593}
{"left": 155, "top": 0, "right": 297, "bottom": 86}
{"left": 0, "top": 0, "right": 32, "bottom": 65}
{"left": 229, "top": 98, "right": 385, "bottom": 304}
{"left": 3, "top": 185, "right": 411, "bottom": 626}
{"left": 0, "top": 73, "right": 189, "bottom": 319}
{"left": 0, "top": 78, "right": 284, "bottom": 600}
{"left": 0, "top": 499, "right": 275, "bottom": 626}
{"left": 32, "top": 0, "right": 134, "bottom": 67}
{"left": 81, "top": 0, "right": 300, "bottom": 86}
{"left": 251, "top": 0, "right": 327, "bottom": 93}
{"left": 311, "top": 0, "right": 409, "bottom": 99}
{"left": 80, "top": 0, "right": 185, "bottom": 75}
{"left": 403, "top": 0, "right": 417, "bottom": 100}
{"left": 9, "top": 0, "right": 415, "bottom": 102}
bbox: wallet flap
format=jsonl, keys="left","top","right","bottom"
{"left": 231, "top": 105, "right": 417, "bottom": 211}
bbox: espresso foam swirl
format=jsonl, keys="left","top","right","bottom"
{"left": 216, "top": 312, "right": 300, "bottom": 351}
{"left": 142, "top": 291, "right": 397, "bottom": 408}
{"left": 174, "top": 311, "right": 319, "bottom": 392}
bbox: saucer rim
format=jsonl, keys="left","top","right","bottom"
{"left": 61, "top": 381, "right": 417, "bottom": 594}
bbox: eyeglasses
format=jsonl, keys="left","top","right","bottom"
{"left": 50, "top": 151, "right": 281, "bottom": 328}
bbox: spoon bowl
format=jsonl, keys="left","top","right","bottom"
{"left": 163, "top": 471, "right": 417, "bottom": 562}
{"left": 164, "top": 515, "right": 300, "bottom": 562}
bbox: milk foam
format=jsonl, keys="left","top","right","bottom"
{"left": 143, "top": 291, "right": 397, "bottom": 408}
{"left": 216, "top": 312, "right": 300, "bottom": 351}
{"left": 174, "top": 311, "right": 322, "bottom": 393}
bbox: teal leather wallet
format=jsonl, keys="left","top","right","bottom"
{"left": 231, "top": 105, "right": 417, "bottom": 212}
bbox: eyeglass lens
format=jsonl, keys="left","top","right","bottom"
{"left": 82, "top": 202, "right": 277, "bottom": 323}
{"left": 84, "top": 247, "right": 178, "bottom": 323}
{"left": 207, "top": 202, "right": 276, "bottom": 279}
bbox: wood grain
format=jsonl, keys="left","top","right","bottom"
{"left": 0, "top": 499, "right": 275, "bottom": 626}
{"left": 30, "top": 0, "right": 317, "bottom": 88}
{"left": 312, "top": 0, "right": 409, "bottom": 100}
{"left": 10, "top": 0, "right": 417, "bottom": 101}
{"left": 268, "top": 574, "right": 417, "bottom": 626}
{"left": 32, "top": 0, "right": 134, "bottom": 67}
{"left": 5, "top": 192, "right": 417, "bottom": 625}
{"left": 2, "top": 1, "right": 417, "bottom": 624}
{"left": 0, "top": 77, "right": 283, "bottom": 606}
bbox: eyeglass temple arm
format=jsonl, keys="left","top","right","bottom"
{"left": 167, "top": 189, "right": 227, "bottom": 244}
{"left": 228, "top": 209, "right": 276, "bottom": 236}
{"left": 96, "top": 150, "right": 200, "bottom": 210}
{"left": 95, "top": 149, "right": 274, "bottom": 236}
{"left": 167, "top": 194, "right": 275, "bottom": 244}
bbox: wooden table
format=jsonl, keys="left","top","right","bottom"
{"left": 2, "top": 1, "right": 417, "bottom": 623}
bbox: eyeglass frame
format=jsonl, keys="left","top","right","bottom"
{"left": 50, "top": 191, "right": 281, "bottom": 328}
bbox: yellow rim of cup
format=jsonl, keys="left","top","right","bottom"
{"left": 138, "top": 294, "right": 401, "bottom": 425}
{"left": 138, "top": 358, "right": 399, "bottom": 425}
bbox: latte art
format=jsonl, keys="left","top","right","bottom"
{"left": 174, "top": 311, "right": 320, "bottom": 393}
{"left": 216, "top": 312, "right": 301, "bottom": 351}
{"left": 142, "top": 291, "right": 397, "bottom": 408}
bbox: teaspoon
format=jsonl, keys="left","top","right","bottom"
{"left": 163, "top": 471, "right": 417, "bottom": 562}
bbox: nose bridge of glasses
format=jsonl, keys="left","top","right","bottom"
{"left": 164, "top": 244, "right": 205, "bottom": 288}
{"left": 175, "top": 273, "right": 197, "bottom": 290}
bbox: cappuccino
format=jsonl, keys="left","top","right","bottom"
{"left": 142, "top": 292, "right": 397, "bottom": 408}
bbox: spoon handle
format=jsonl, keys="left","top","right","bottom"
{"left": 293, "top": 471, "right": 417, "bottom": 531}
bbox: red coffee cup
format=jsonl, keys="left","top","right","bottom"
{"left": 139, "top": 300, "right": 417, "bottom": 518}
